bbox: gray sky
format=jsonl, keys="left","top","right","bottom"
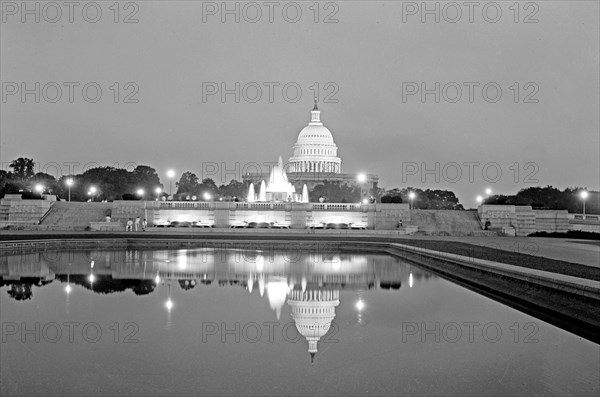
{"left": 1, "top": 1, "right": 598, "bottom": 206}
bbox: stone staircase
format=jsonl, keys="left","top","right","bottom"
{"left": 410, "top": 210, "right": 496, "bottom": 236}
{"left": 38, "top": 202, "right": 114, "bottom": 230}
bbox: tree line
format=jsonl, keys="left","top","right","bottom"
{"left": 1, "top": 158, "right": 596, "bottom": 213}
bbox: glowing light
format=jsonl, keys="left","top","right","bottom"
{"left": 165, "top": 300, "right": 173, "bottom": 310}
{"left": 88, "top": 274, "right": 95, "bottom": 283}
{"left": 355, "top": 300, "right": 365, "bottom": 311}
{"left": 409, "top": 272, "right": 414, "bottom": 288}
{"left": 581, "top": 191, "right": 589, "bottom": 199}
{"left": 203, "top": 192, "right": 212, "bottom": 201}
{"left": 332, "top": 260, "right": 341, "bottom": 272}
{"left": 155, "top": 274, "right": 160, "bottom": 284}
{"left": 362, "top": 198, "right": 369, "bottom": 205}
{"left": 90, "top": 186, "right": 97, "bottom": 194}
{"left": 357, "top": 173, "right": 367, "bottom": 183}
{"left": 155, "top": 187, "right": 162, "bottom": 195}
{"left": 35, "top": 184, "right": 44, "bottom": 193}
{"left": 408, "top": 191, "right": 416, "bottom": 200}
{"left": 476, "top": 195, "right": 483, "bottom": 204}
{"left": 485, "top": 188, "right": 492, "bottom": 195}
{"left": 66, "top": 178, "right": 73, "bottom": 186}
{"left": 167, "top": 170, "right": 175, "bottom": 178}
{"left": 136, "top": 188, "right": 145, "bottom": 196}
{"left": 65, "top": 285, "right": 72, "bottom": 294}
{"left": 258, "top": 278, "right": 265, "bottom": 296}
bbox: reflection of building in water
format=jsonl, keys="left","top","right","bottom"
{"left": 288, "top": 288, "right": 340, "bottom": 363}
{"left": 0, "top": 248, "right": 433, "bottom": 302}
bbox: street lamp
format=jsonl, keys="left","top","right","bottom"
{"left": 155, "top": 187, "right": 162, "bottom": 200}
{"left": 408, "top": 191, "right": 416, "bottom": 209}
{"left": 66, "top": 178, "right": 73, "bottom": 201}
{"left": 485, "top": 188, "right": 492, "bottom": 196}
{"left": 166, "top": 170, "right": 176, "bottom": 197}
{"left": 203, "top": 192, "right": 212, "bottom": 201}
{"left": 476, "top": 195, "right": 483, "bottom": 205}
{"left": 581, "top": 190, "right": 589, "bottom": 219}
{"left": 35, "top": 184, "right": 44, "bottom": 194}
{"left": 136, "top": 188, "right": 145, "bottom": 199}
{"left": 357, "top": 173, "right": 367, "bottom": 202}
{"left": 89, "top": 186, "right": 97, "bottom": 202}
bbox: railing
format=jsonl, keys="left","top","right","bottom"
{"left": 154, "top": 201, "right": 367, "bottom": 211}
{"left": 235, "top": 202, "right": 287, "bottom": 210}
{"left": 568, "top": 213, "right": 600, "bottom": 221}
{"left": 158, "top": 201, "right": 211, "bottom": 209}
{"left": 36, "top": 201, "right": 55, "bottom": 225}
{"left": 311, "top": 203, "right": 362, "bottom": 211}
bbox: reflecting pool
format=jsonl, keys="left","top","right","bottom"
{"left": 1, "top": 248, "right": 598, "bottom": 396}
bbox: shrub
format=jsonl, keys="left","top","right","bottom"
{"left": 391, "top": 196, "right": 403, "bottom": 204}
{"left": 21, "top": 192, "right": 42, "bottom": 200}
{"left": 380, "top": 195, "right": 392, "bottom": 203}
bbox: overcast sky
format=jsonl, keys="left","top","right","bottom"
{"left": 1, "top": 1, "right": 598, "bottom": 206}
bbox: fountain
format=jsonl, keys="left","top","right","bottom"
{"left": 302, "top": 184, "right": 309, "bottom": 203}
{"left": 248, "top": 183, "right": 255, "bottom": 202}
{"left": 258, "top": 180, "right": 267, "bottom": 202}
{"left": 249, "top": 156, "right": 297, "bottom": 202}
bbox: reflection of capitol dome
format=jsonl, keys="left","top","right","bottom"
{"left": 288, "top": 101, "right": 342, "bottom": 174}
{"left": 288, "top": 289, "right": 340, "bottom": 363}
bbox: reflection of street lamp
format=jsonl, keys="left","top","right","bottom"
{"left": 581, "top": 191, "right": 589, "bottom": 219}
{"left": 167, "top": 170, "right": 176, "bottom": 197}
{"left": 408, "top": 191, "right": 416, "bottom": 209}
{"left": 165, "top": 281, "right": 173, "bottom": 311}
{"left": 355, "top": 300, "right": 365, "bottom": 311}
{"left": 66, "top": 178, "right": 73, "bottom": 201}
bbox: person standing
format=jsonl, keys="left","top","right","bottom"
{"left": 126, "top": 218, "right": 133, "bottom": 232}
{"left": 142, "top": 218, "right": 148, "bottom": 231}
{"left": 134, "top": 216, "right": 141, "bottom": 231}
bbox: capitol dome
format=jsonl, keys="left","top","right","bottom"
{"left": 288, "top": 102, "right": 342, "bottom": 174}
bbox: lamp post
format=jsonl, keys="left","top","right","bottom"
{"left": 357, "top": 173, "right": 366, "bottom": 203}
{"left": 581, "top": 190, "right": 589, "bottom": 219}
{"left": 408, "top": 191, "right": 416, "bottom": 209}
{"left": 66, "top": 178, "right": 73, "bottom": 201}
{"left": 89, "top": 186, "right": 97, "bottom": 202}
{"left": 167, "top": 170, "right": 176, "bottom": 197}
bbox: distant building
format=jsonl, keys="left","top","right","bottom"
{"left": 243, "top": 101, "right": 379, "bottom": 199}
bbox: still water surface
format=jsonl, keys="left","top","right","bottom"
{"left": 1, "top": 248, "right": 598, "bottom": 396}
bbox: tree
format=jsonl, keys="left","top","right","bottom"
{"left": 31, "top": 172, "right": 59, "bottom": 195}
{"left": 176, "top": 172, "right": 199, "bottom": 194}
{"left": 9, "top": 157, "right": 35, "bottom": 179}
{"left": 218, "top": 179, "right": 247, "bottom": 199}
{"left": 309, "top": 181, "right": 361, "bottom": 203}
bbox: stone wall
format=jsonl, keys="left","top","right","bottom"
{"left": 479, "top": 205, "right": 570, "bottom": 236}
{"left": 0, "top": 195, "right": 52, "bottom": 225}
